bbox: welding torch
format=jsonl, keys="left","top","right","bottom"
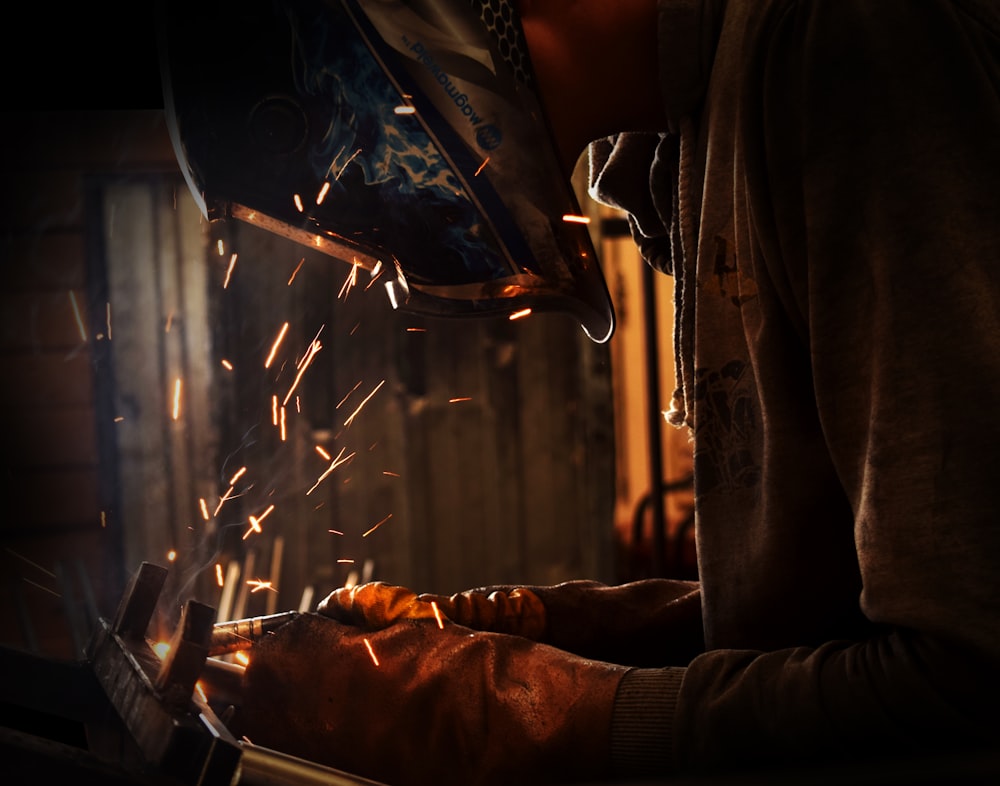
{"left": 208, "top": 610, "right": 301, "bottom": 656}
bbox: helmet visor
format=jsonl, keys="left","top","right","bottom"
{"left": 161, "top": 0, "right": 615, "bottom": 341}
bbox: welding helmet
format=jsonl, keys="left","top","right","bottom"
{"left": 159, "top": 0, "right": 614, "bottom": 341}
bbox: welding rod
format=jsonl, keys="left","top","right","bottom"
{"left": 209, "top": 611, "right": 300, "bottom": 655}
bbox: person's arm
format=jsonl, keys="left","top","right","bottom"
{"left": 614, "top": 0, "right": 1000, "bottom": 776}
{"left": 319, "top": 578, "right": 705, "bottom": 667}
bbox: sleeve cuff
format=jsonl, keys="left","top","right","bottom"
{"left": 610, "top": 666, "right": 686, "bottom": 778}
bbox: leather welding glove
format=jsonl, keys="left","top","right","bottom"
{"left": 238, "top": 611, "right": 628, "bottom": 786}
{"left": 319, "top": 578, "right": 704, "bottom": 667}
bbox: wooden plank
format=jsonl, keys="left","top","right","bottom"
{"left": 104, "top": 182, "right": 173, "bottom": 573}
{"left": 2, "top": 468, "right": 101, "bottom": 532}
{"left": 2, "top": 351, "right": 94, "bottom": 407}
{"left": 1, "top": 231, "right": 85, "bottom": 291}
{"left": 0, "top": 288, "right": 92, "bottom": 350}
{"left": 7, "top": 406, "right": 99, "bottom": 467}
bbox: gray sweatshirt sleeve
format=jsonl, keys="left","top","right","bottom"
{"left": 613, "top": 0, "right": 1000, "bottom": 777}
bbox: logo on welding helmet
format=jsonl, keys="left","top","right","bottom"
{"left": 476, "top": 124, "right": 502, "bottom": 151}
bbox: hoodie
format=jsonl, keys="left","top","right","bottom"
{"left": 590, "top": 0, "right": 1000, "bottom": 776}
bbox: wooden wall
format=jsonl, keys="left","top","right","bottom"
{"left": 0, "top": 111, "right": 179, "bottom": 657}
{"left": 0, "top": 111, "right": 619, "bottom": 655}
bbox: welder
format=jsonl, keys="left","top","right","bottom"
{"left": 162, "top": 1, "right": 1000, "bottom": 784}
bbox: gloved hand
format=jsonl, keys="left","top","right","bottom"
{"left": 237, "top": 612, "right": 628, "bottom": 786}
{"left": 319, "top": 579, "right": 704, "bottom": 667}
{"left": 317, "top": 581, "right": 546, "bottom": 639}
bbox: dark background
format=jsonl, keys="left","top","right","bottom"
{"left": 4, "top": 6, "right": 164, "bottom": 110}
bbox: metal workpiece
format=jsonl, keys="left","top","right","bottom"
{"left": 209, "top": 611, "right": 301, "bottom": 655}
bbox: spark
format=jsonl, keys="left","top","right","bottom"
{"left": 288, "top": 258, "right": 305, "bottom": 285}
{"left": 113, "top": 416, "right": 124, "bottom": 423}
{"left": 100, "top": 511, "right": 107, "bottom": 527}
{"left": 194, "top": 682, "right": 208, "bottom": 703}
{"left": 406, "top": 327, "right": 427, "bottom": 333}
{"left": 344, "top": 379, "right": 386, "bottom": 427}
{"left": 335, "top": 148, "right": 362, "bottom": 180}
{"left": 385, "top": 280, "right": 400, "bottom": 310}
{"left": 337, "top": 558, "right": 355, "bottom": 564}
{"left": 217, "top": 239, "right": 225, "bottom": 256}
{"left": 272, "top": 394, "right": 279, "bottom": 425}
{"left": 362, "top": 513, "right": 392, "bottom": 539}
{"left": 5, "top": 548, "right": 56, "bottom": 578}
{"left": 293, "top": 193, "right": 304, "bottom": 212}
{"left": 234, "top": 651, "right": 249, "bottom": 666}
{"left": 328, "top": 529, "right": 344, "bottom": 535}
{"left": 448, "top": 397, "right": 472, "bottom": 404}
{"left": 167, "top": 550, "right": 177, "bottom": 562}
{"left": 229, "top": 467, "right": 248, "bottom": 486}
{"left": 223, "top": 253, "right": 238, "bottom": 288}
{"left": 264, "top": 322, "right": 290, "bottom": 369}
{"left": 280, "top": 406, "right": 287, "bottom": 442}
{"left": 562, "top": 214, "right": 591, "bottom": 224}
{"left": 306, "top": 448, "right": 355, "bottom": 495}
{"left": 198, "top": 498, "right": 210, "bottom": 521}
{"left": 394, "top": 105, "right": 416, "bottom": 115}
{"left": 315, "top": 445, "right": 332, "bottom": 461}
{"left": 172, "top": 378, "right": 183, "bottom": 420}
{"left": 247, "top": 578, "right": 277, "bottom": 593}
{"left": 283, "top": 339, "right": 322, "bottom": 406}
{"left": 364, "top": 263, "right": 385, "bottom": 291}
{"left": 383, "top": 471, "right": 401, "bottom": 478}
{"left": 509, "top": 308, "right": 532, "bottom": 321}
{"left": 431, "top": 601, "right": 445, "bottom": 629}
{"left": 215, "top": 563, "right": 224, "bottom": 587}
{"left": 336, "top": 380, "right": 364, "bottom": 410}
{"left": 316, "top": 181, "right": 332, "bottom": 205}
{"left": 363, "top": 638, "right": 380, "bottom": 666}
{"left": 153, "top": 642, "right": 171, "bottom": 659}
{"left": 338, "top": 260, "right": 360, "bottom": 300}
{"left": 165, "top": 311, "right": 174, "bottom": 333}
{"left": 214, "top": 485, "right": 235, "bottom": 516}
{"left": 68, "top": 291, "right": 87, "bottom": 341}
{"left": 474, "top": 157, "right": 490, "bottom": 177}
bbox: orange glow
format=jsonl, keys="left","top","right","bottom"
{"left": 221, "top": 359, "right": 234, "bottom": 371}
{"left": 246, "top": 578, "right": 277, "bottom": 593}
{"left": 165, "top": 312, "right": 174, "bottom": 333}
{"left": 363, "top": 638, "right": 380, "bottom": 666}
{"left": 223, "top": 253, "right": 238, "bottom": 288}
{"left": 336, "top": 380, "right": 364, "bottom": 410}
{"left": 448, "top": 397, "right": 472, "bottom": 404}
{"left": 265, "top": 322, "right": 290, "bottom": 369}
{"left": 153, "top": 641, "right": 171, "bottom": 659}
{"left": 234, "top": 651, "right": 250, "bottom": 666}
{"left": 344, "top": 379, "right": 386, "bottom": 427}
{"left": 283, "top": 339, "right": 322, "bottom": 406}
{"left": 431, "top": 601, "right": 444, "bottom": 629}
{"left": 562, "top": 214, "right": 591, "bottom": 225}
{"left": 215, "top": 563, "right": 224, "bottom": 587}
{"left": 172, "top": 378, "right": 183, "bottom": 420}
{"left": 508, "top": 308, "right": 532, "bottom": 321}
{"left": 307, "top": 448, "right": 355, "bottom": 495}
{"left": 362, "top": 513, "right": 392, "bottom": 539}
{"left": 167, "top": 550, "right": 177, "bottom": 562}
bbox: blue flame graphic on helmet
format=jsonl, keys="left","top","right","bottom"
{"left": 283, "top": 1, "right": 510, "bottom": 286}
